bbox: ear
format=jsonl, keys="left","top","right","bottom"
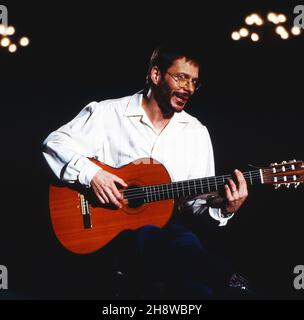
{"left": 150, "top": 66, "right": 161, "bottom": 85}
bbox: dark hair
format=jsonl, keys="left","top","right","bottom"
{"left": 145, "top": 43, "right": 202, "bottom": 87}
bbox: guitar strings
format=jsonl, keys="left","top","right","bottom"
{"left": 122, "top": 171, "right": 261, "bottom": 200}
{"left": 121, "top": 167, "right": 299, "bottom": 201}
{"left": 122, "top": 168, "right": 290, "bottom": 198}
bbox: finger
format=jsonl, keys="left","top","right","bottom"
{"left": 105, "top": 187, "right": 122, "bottom": 208}
{"left": 228, "top": 178, "right": 237, "bottom": 193}
{"left": 94, "top": 183, "right": 110, "bottom": 203}
{"left": 234, "top": 169, "right": 248, "bottom": 196}
{"left": 114, "top": 176, "right": 128, "bottom": 187}
{"left": 99, "top": 189, "right": 110, "bottom": 203}
{"left": 95, "top": 191, "right": 105, "bottom": 204}
{"left": 111, "top": 182, "right": 123, "bottom": 200}
{"left": 225, "top": 184, "right": 234, "bottom": 202}
{"left": 92, "top": 184, "right": 107, "bottom": 204}
{"left": 227, "top": 179, "right": 240, "bottom": 201}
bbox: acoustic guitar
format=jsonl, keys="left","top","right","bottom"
{"left": 49, "top": 158, "right": 304, "bottom": 254}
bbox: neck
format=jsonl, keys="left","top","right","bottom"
{"left": 142, "top": 89, "right": 174, "bottom": 125}
{"left": 122, "top": 169, "right": 263, "bottom": 203}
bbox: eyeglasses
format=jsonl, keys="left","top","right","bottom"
{"left": 166, "top": 71, "right": 201, "bottom": 91}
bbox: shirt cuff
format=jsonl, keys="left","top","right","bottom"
{"left": 209, "top": 207, "right": 234, "bottom": 226}
{"left": 77, "top": 158, "right": 102, "bottom": 187}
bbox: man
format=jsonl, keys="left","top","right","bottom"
{"left": 43, "top": 44, "right": 248, "bottom": 298}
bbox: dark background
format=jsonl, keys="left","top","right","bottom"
{"left": 0, "top": 1, "right": 303, "bottom": 299}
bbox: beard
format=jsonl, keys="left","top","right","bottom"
{"left": 153, "top": 79, "right": 190, "bottom": 118}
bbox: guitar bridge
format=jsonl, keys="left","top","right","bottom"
{"left": 79, "top": 194, "right": 92, "bottom": 228}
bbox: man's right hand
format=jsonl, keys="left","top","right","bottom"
{"left": 90, "top": 169, "right": 128, "bottom": 208}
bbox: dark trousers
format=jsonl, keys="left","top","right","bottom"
{"left": 132, "top": 223, "right": 233, "bottom": 299}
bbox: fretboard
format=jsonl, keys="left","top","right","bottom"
{"left": 123, "top": 170, "right": 262, "bottom": 203}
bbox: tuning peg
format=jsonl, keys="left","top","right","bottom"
{"left": 270, "top": 162, "right": 278, "bottom": 166}
{"left": 286, "top": 183, "right": 290, "bottom": 188}
{"left": 281, "top": 160, "right": 287, "bottom": 164}
{"left": 295, "top": 182, "right": 300, "bottom": 188}
{"left": 274, "top": 184, "right": 281, "bottom": 189}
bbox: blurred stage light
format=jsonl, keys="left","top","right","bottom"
{"left": 275, "top": 26, "right": 289, "bottom": 39}
{"left": 291, "top": 26, "right": 301, "bottom": 36}
{"left": 245, "top": 15, "right": 254, "bottom": 25}
{"left": 19, "top": 37, "right": 29, "bottom": 46}
{"left": 239, "top": 28, "right": 249, "bottom": 37}
{"left": 6, "top": 26, "right": 15, "bottom": 36}
{"left": 251, "top": 33, "right": 259, "bottom": 42}
{"left": 252, "top": 14, "right": 264, "bottom": 26}
{"left": 255, "top": 16, "right": 264, "bottom": 26}
{"left": 280, "top": 32, "right": 289, "bottom": 40}
{"left": 245, "top": 14, "right": 264, "bottom": 26}
{"left": 0, "top": 22, "right": 30, "bottom": 54}
{"left": 267, "top": 12, "right": 279, "bottom": 24}
{"left": 275, "top": 26, "right": 286, "bottom": 35}
{"left": 1, "top": 37, "right": 10, "bottom": 47}
{"left": 231, "top": 31, "right": 241, "bottom": 40}
{"left": 277, "top": 14, "right": 287, "bottom": 23}
{"left": 232, "top": 10, "right": 302, "bottom": 43}
{"left": 8, "top": 43, "right": 17, "bottom": 53}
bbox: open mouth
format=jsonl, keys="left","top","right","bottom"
{"left": 174, "top": 92, "right": 189, "bottom": 105}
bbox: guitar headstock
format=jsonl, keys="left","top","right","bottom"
{"left": 262, "top": 160, "right": 304, "bottom": 189}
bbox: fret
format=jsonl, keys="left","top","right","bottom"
{"left": 207, "top": 177, "right": 210, "bottom": 192}
{"left": 160, "top": 184, "right": 164, "bottom": 200}
{"left": 142, "top": 187, "right": 147, "bottom": 203}
{"left": 187, "top": 180, "right": 191, "bottom": 195}
{"left": 214, "top": 176, "right": 218, "bottom": 191}
{"left": 153, "top": 185, "right": 157, "bottom": 201}
{"left": 193, "top": 179, "right": 197, "bottom": 195}
{"left": 199, "top": 178, "right": 204, "bottom": 193}
{"left": 166, "top": 184, "right": 170, "bottom": 199}
{"left": 148, "top": 186, "right": 152, "bottom": 202}
{"left": 170, "top": 183, "right": 174, "bottom": 199}
{"left": 144, "top": 187, "right": 149, "bottom": 203}
{"left": 160, "top": 184, "right": 163, "bottom": 200}
{"left": 150, "top": 186, "right": 153, "bottom": 202}
{"left": 182, "top": 182, "right": 185, "bottom": 197}
{"left": 222, "top": 175, "right": 225, "bottom": 186}
{"left": 171, "top": 183, "right": 175, "bottom": 198}
{"left": 249, "top": 171, "right": 253, "bottom": 185}
{"left": 175, "top": 182, "right": 179, "bottom": 198}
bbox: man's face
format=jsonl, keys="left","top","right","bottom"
{"left": 154, "top": 57, "right": 200, "bottom": 115}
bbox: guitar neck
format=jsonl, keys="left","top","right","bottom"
{"left": 123, "top": 169, "right": 262, "bottom": 203}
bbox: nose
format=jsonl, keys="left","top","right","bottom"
{"left": 183, "top": 81, "right": 195, "bottom": 94}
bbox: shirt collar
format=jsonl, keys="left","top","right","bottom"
{"left": 124, "top": 91, "right": 194, "bottom": 123}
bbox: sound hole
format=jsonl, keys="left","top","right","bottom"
{"left": 125, "top": 185, "right": 145, "bottom": 208}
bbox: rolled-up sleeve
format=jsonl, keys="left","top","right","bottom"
{"left": 42, "top": 101, "right": 103, "bottom": 187}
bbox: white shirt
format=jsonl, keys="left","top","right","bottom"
{"left": 43, "top": 92, "right": 233, "bottom": 226}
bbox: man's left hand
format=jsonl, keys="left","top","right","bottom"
{"left": 223, "top": 169, "right": 248, "bottom": 214}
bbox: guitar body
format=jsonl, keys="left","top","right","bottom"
{"left": 49, "top": 158, "right": 174, "bottom": 254}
